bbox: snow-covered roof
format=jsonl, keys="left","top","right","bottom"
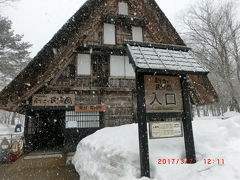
{"left": 127, "top": 44, "right": 208, "bottom": 73}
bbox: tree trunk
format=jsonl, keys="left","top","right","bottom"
{"left": 227, "top": 80, "right": 240, "bottom": 112}
{"left": 197, "top": 107, "right": 200, "bottom": 117}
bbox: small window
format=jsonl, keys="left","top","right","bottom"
{"left": 65, "top": 111, "right": 100, "bottom": 128}
{"left": 77, "top": 54, "right": 91, "bottom": 75}
{"left": 104, "top": 23, "right": 116, "bottom": 45}
{"left": 132, "top": 26, "right": 143, "bottom": 42}
{"left": 110, "top": 55, "right": 125, "bottom": 76}
{"left": 118, "top": 2, "right": 128, "bottom": 15}
{"left": 110, "top": 55, "right": 135, "bottom": 77}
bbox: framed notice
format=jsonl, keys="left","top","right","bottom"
{"left": 149, "top": 121, "right": 183, "bottom": 139}
{"left": 144, "top": 75, "right": 183, "bottom": 113}
{"left": 32, "top": 94, "right": 75, "bottom": 106}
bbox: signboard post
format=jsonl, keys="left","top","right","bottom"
{"left": 181, "top": 75, "right": 196, "bottom": 163}
{"left": 136, "top": 72, "right": 150, "bottom": 178}
{"left": 126, "top": 43, "right": 209, "bottom": 178}
{"left": 136, "top": 72, "right": 196, "bottom": 178}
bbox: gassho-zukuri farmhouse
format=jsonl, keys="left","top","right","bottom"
{"left": 0, "top": 0, "right": 218, "bottom": 152}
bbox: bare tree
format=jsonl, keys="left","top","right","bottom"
{"left": 181, "top": 0, "right": 240, "bottom": 112}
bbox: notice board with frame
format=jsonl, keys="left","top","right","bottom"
{"left": 135, "top": 71, "right": 197, "bottom": 178}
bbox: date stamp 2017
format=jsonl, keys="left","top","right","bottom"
{"left": 157, "top": 158, "right": 225, "bottom": 165}
{"left": 157, "top": 159, "right": 194, "bottom": 164}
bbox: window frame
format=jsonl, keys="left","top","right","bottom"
{"left": 103, "top": 23, "right": 116, "bottom": 45}
{"left": 118, "top": 2, "right": 128, "bottom": 15}
{"left": 110, "top": 55, "right": 125, "bottom": 77}
{"left": 65, "top": 111, "right": 100, "bottom": 129}
{"left": 76, "top": 54, "right": 92, "bottom": 76}
{"left": 110, "top": 55, "right": 135, "bottom": 78}
{"left": 132, "top": 26, "right": 143, "bottom": 42}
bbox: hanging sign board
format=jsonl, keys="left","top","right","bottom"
{"left": 149, "top": 121, "right": 183, "bottom": 139}
{"left": 144, "top": 75, "right": 183, "bottom": 113}
{"left": 32, "top": 94, "right": 75, "bottom": 106}
{"left": 75, "top": 104, "right": 107, "bottom": 112}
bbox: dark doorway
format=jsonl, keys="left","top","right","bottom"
{"left": 28, "top": 110, "right": 65, "bottom": 151}
{"left": 92, "top": 54, "right": 109, "bottom": 87}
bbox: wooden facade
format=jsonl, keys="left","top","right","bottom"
{"left": 0, "top": 0, "right": 218, "bottom": 152}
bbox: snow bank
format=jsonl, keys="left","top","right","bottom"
{"left": 73, "top": 115, "right": 240, "bottom": 180}
{"left": 0, "top": 124, "right": 15, "bottom": 135}
{"left": 223, "top": 111, "right": 240, "bottom": 119}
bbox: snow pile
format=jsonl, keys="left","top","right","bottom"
{"left": 0, "top": 123, "right": 15, "bottom": 135}
{"left": 223, "top": 111, "right": 240, "bottom": 119}
{"left": 0, "top": 124, "right": 19, "bottom": 145}
{"left": 73, "top": 114, "right": 240, "bottom": 180}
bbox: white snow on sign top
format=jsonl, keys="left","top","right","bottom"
{"left": 127, "top": 44, "right": 208, "bottom": 73}
{"left": 73, "top": 113, "right": 240, "bottom": 180}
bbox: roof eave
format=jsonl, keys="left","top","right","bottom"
{"left": 135, "top": 68, "right": 209, "bottom": 75}
{"left": 124, "top": 40, "right": 191, "bottom": 52}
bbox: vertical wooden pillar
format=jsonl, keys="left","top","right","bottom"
{"left": 99, "top": 89, "right": 105, "bottom": 128}
{"left": 23, "top": 110, "right": 30, "bottom": 152}
{"left": 181, "top": 75, "right": 196, "bottom": 163}
{"left": 136, "top": 72, "right": 150, "bottom": 178}
{"left": 24, "top": 110, "right": 30, "bottom": 136}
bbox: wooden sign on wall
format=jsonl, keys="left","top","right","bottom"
{"left": 144, "top": 75, "right": 183, "bottom": 113}
{"left": 75, "top": 104, "right": 107, "bottom": 112}
{"left": 32, "top": 94, "right": 75, "bottom": 106}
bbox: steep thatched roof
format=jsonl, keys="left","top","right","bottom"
{"left": 0, "top": 0, "right": 187, "bottom": 112}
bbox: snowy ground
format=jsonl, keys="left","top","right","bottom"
{"left": 73, "top": 112, "right": 240, "bottom": 180}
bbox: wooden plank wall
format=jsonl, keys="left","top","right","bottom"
{"left": 102, "top": 91, "right": 136, "bottom": 127}
{"left": 39, "top": 89, "right": 137, "bottom": 127}
{"left": 73, "top": 90, "right": 136, "bottom": 127}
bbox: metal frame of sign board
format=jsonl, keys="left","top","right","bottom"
{"left": 135, "top": 70, "right": 197, "bottom": 178}
{"left": 149, "top": 121, "right": 183, "bottom": 139}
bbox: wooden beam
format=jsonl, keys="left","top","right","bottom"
{"left": 125, "top": 41, "right": 191, "bottom": 52}
{"left": 136, "top": 68, "right": 208, "bottom": 76}
{"left": 27, "top": 106, "right": 74, "bottom": 111}
{"left": 47, "top": 86, "right": 134, "bottom": 92}
{"left": 102, "top": 13, "right": 148, "bottom": 27}
{"left": 147, "top": 112, "right": 183, "bottom": 119}
{"left": 76, "top": 45, "right": 127, "bottom": 55}
{"left": 23, "top": 110, "right": 30, "bottom": 152}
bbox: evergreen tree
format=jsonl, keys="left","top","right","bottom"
{"left": 0, "top": 15, "right": 31, "bottom": 89}
{"left": 0, "top": 0, "right": 31, "bottom": 125}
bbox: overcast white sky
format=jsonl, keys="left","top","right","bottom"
{"left": 2, "top": 0, "right": 198, "bottom": 57}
